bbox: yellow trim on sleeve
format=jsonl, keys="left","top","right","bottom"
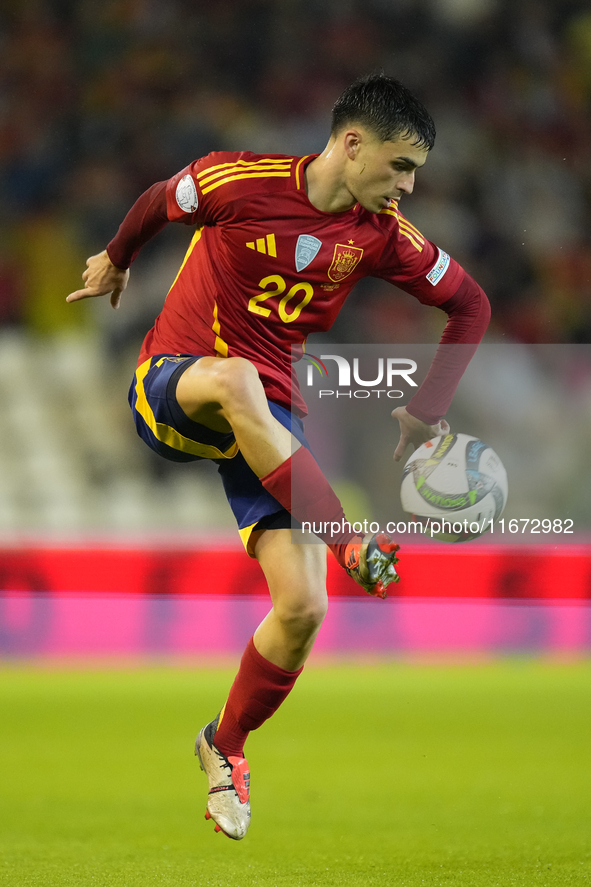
{"left": 380, "top": 206, "right": 426, "bottom": 252}
{"left": 134, "top": 358, "right": 238, "bottom": 460}
{"left": 201, "top": 171, "right": 290, "bottom": 195}
{"left": 398, "top": 213, "right": 424, "bottom": 238}
{"left": 198, "top": 161, "right": 292, "bottom": 188}
{"left": 399, "top": 230, "right": 424, "bottom": 252}
{"left": 398, "top": 219, "right": 425, "bottom": 244}
{"left": 196, "top": 158, "right": 293, "bottom": 180}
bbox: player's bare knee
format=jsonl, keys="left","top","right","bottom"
{"left": 275, "top": 592, "right": 328, "bottom": 641}
{"left": 212, "top": 357, "right": 263, "bottom": 412}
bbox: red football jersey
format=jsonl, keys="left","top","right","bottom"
{"left": 139, "top": 151, "right": 465, "bottom": 416}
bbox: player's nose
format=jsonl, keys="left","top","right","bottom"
{"left": 396, "top": 171, "right": 415, "bottom": 195}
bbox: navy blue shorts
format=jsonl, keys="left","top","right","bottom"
{"left": 129, "top": 354, "right": 308, "bottom": 553}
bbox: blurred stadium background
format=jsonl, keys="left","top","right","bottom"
{"left": 0, "top": 0, "right": 590, "bottom": 657}
{"left": 2, "top": 5, "right": 591, "bottom": 886}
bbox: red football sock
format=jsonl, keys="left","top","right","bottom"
{"left": 213, "top": 637, "right": 304, "bottom": 758}
{"left": 260, "top": 446, "right": 356, "bottom": 566}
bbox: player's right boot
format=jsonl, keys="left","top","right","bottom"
{"left": 344, "top": 532, "right": 400, "bottom": 599}
{"left": 195, "top": 714, "right": 251, "bottom": 840}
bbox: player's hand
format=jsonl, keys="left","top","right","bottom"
{"left": 66, "top": 250, "right": 129, "bottom": 310}
{"left": 391, "top": 405, "right": 450, "bottom": 463}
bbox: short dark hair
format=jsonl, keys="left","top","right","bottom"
{"left": 331, "top": 73, "right": 436, "bottom": 150}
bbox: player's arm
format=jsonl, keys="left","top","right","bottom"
{"left": 392, "top": 272, "right": 490, "bottom": 460}
{"left": 377, "top": 222, "right": 490, "bottom": 460}
{"left": 66, "top": 180, "right": 169, "bottom": 308}
{"left": 66, "top": 250, "right": 129, "bottom": 309}
{"left": 67, "top": 153, "right": 232, "bottom": 309}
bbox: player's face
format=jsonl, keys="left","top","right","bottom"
{"left": 346, "top": 134, "right": 429, "bottom": 213}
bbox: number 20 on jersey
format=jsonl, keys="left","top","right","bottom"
{"left": 248, "top": 275, "right": 314, "bottom": 324}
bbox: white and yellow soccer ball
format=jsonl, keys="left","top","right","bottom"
{"left": 400, "top": 433, "right": 508, "bottom": 542}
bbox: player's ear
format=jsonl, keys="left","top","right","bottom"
{"left": 343, "top": 129, "right": 362, "bottom": 161}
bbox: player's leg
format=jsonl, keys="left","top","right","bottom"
{"left": 176, "top": 355, "right": 293, "bottom": 477}
{"left": 196, "top": 530, "right": 327, "bottom": 840}
{"left": 176, "top": 356, "right": 400, "bottom": 596}
{"left": 130, "top": 355, "right": 397, "bottom": 838}
{"left": 176, "top": 354, "right": 352, "bottom": 553}
{"left": 251, "top": 527, "right": 328, "bottom": 669}
{"left": 211, "top": 531, "right": 327, "bottom": 759}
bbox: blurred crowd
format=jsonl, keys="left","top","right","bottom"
{"left": 1, "top": 0, "right": 591, "bottom": 347}
{"left": 0, "top": 0, "right": 590, "bottom": 534}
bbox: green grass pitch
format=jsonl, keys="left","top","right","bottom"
{"left": 1, "top": 660, "right": 590, "bottom": 886}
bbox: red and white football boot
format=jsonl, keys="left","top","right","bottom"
{"left": 344, "top": 532, "right": 400, "bottom": 599}
{"left": 195, "top": 715, "right": 250, "bottom": 840}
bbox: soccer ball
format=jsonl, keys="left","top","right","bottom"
{"left": 400, "top": 433, "right": 508, "bottom": 542}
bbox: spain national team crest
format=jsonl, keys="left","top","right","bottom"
{"left": 327, "top": 243, "right": 363, "bottom": 282}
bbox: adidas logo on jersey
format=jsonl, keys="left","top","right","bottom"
{"left": 246, "top": 234, "right": 277, "bottom": 257}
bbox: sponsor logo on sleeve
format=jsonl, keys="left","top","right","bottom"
{"left": 426, "top": 248, "right": 450, "bottom": 285}
{"left": 175, "top": 174, "right": 199, "bottom": 213}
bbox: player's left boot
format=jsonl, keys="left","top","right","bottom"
{"left": 195, "top": 714, "right": 251, "bottom": 840}
{"left": 344, "top": 532, "right": 400, "bottom": 599}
